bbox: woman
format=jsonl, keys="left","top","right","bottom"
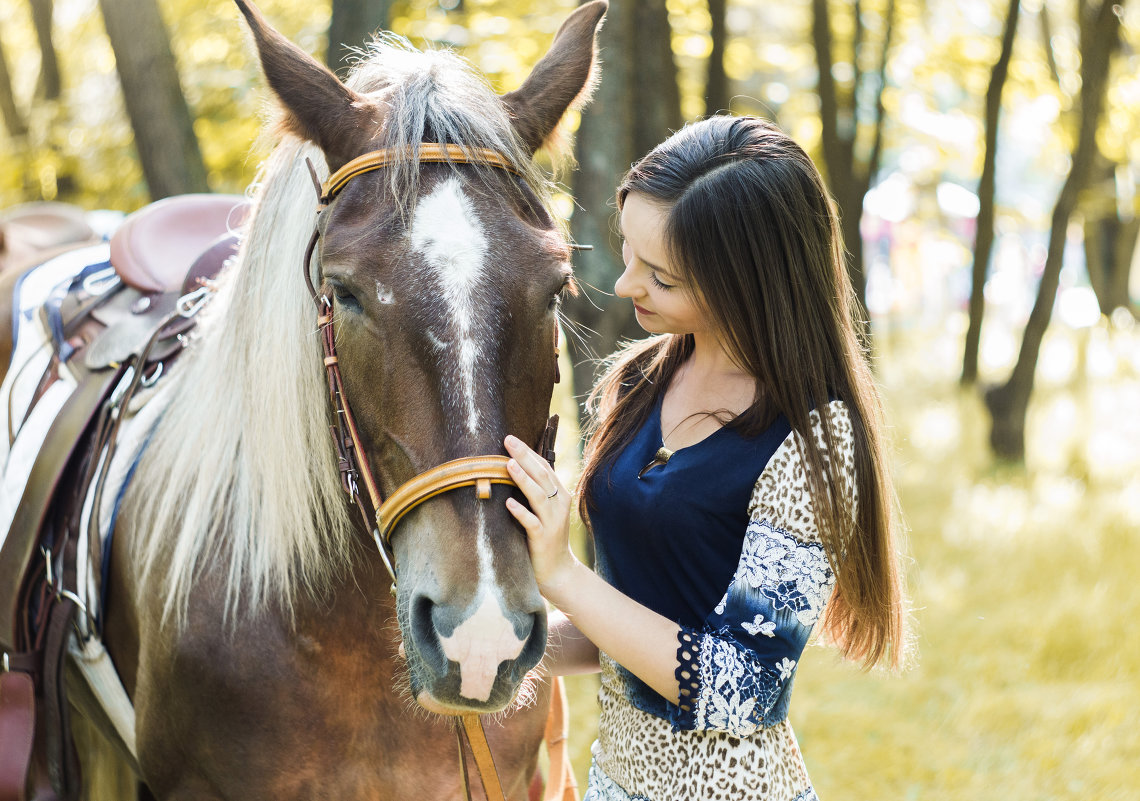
{"left": 504, "top": 115, "right": 908, "bottom": 801}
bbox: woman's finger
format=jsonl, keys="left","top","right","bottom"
{"left": 504, "top": 435, "right": 560, "bottom": 489}
{"left": 506, "top": 497, "right": 542, "bottom": 533}
{"left": 506, "top": 457, "right": 547, "bottom": 507}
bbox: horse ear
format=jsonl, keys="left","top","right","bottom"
{"left": 501, "top": 1, "right": 608, "bottom": 155}
{"left": 235, "top": 0, "right": 380, "bottom": 170}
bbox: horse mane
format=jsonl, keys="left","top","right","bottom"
{"left": 132, "top": 37, "right": 552, "bottom": 624}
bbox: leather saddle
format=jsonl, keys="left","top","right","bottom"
{"left": 0, "top": 203, "right": 101, "bottom": 276}
{"left": 0, "top": 193, "right": 248, "bottom": 801}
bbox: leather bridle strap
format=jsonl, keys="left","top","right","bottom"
{"left": 322, "top": 144, "right": 523, "bottom": 204}
{"left": 456, "top": 715, "right": 506, "bottom": 801}
{"left": 376, "top": 456, "right": 513, "bottom": 545}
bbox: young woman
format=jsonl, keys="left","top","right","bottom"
{"left": 504, "top": 115, "right": 908, "bottom": 801}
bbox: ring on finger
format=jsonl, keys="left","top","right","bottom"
{"left": 545, "top": 487, "right": 558, "bottom": 499}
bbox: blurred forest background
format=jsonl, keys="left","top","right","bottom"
{"left": 1, "top": 0, "right": 1138, "bottom": 797}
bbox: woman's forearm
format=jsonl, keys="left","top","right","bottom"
{"left": 540, "top": 609, "right": 601, "bottom": 676}
{"left": 543, "top": 561, "right": 682, "bottom": 704}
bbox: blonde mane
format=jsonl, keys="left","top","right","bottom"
{"left": 132, "top": 39, "right": 550, "bottom": 624}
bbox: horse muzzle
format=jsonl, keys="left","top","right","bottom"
{"left": 403, "top": 585, "right": 547, "bottom": 712}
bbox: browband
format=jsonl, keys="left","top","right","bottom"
{"left": 322, "top": 144, "right": 523, "bottom": 203}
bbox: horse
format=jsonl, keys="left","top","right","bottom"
{"left": 0, "top": 1, "right": 607, "bottom": 798}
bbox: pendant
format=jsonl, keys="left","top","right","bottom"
{"left": 637, "top": 446, "right": 674, "bottom": 479}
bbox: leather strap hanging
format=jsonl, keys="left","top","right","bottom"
{"left": 0, "top": 666, "right": 35, "bottom": 801}
{"left": 456, "top": 715, "right": 505, "bottom": 801}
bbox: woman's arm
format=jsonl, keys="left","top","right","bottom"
{"left": 507, "top": 401, "right": 858, "bottom": 734}
{"left": 504, "top": 435, "right": 684, "bottom": 703}
{"left": 541, "top": 609, "right": 600, "bottom": 676}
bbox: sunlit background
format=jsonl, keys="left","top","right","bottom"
{"left": 1, "top": 0, "right": 1138, "bottom": 797}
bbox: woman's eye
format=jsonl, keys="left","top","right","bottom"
{"left": 650, "top": 273, "right": 675, "bottom": 291}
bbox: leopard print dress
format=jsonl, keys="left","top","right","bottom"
{"left": 583, "top": 401, "right": 856, "bottom": 801}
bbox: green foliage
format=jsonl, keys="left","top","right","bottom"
{"left": 1, "top": 0, "right": 1135, "bottom": 221}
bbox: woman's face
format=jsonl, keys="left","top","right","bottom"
{"left": 615, "top": 192, "right": 709, "bottom": 336}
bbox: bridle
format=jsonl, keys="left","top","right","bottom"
{"left": 301, "top": 144, "right": 564, "bottom": 801}
{"left": 302, "top": 143, "right": 559, "bottom": 584}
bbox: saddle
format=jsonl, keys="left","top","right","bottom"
{"left": 0, "top": 204, "right": 101, "bottom": 277}
{"left": 0, "top": 194, "right": 248, "bottom": 801}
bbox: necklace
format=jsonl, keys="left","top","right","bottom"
{"left": 637, "top": 446, "right": 673, "bottom": 479}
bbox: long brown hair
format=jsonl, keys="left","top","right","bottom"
{"left": 578, "top": 116, "right": 908, "bottom": 669}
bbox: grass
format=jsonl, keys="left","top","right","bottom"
{"left": 557, "top": 317, "right": 1140, "bottom": 799}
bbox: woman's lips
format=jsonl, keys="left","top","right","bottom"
{"left": 633, "top": 303, "right": 654, "bottom": 315}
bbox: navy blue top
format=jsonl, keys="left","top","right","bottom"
{"left": 586, "top": 386, "right": 849, "bottom": 741}
{"left": 588, "top": 392, "right": 792, "bottom": 628}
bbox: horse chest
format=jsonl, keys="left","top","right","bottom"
{"left": 133, "top": 584, "right": 543, "bottom": 800}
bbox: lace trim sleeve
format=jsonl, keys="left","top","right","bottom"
{"left": 669, "top": 628, "right": 701, "bottom": 729}
{"left": 669, "top": 624, "right": 788, "bottom": 736}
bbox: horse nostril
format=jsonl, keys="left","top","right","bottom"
{"left": 515, "top": 610, "right": 547, "bottom": 675}
{"left": 410, "top": 594, "right": 448, "bottom": 676}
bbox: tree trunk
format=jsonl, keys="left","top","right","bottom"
{"left": 1039, "top": 3, "right": 1063, "bottom": 87}
{"left": 985, "top": 0, "right": 1123, "bottom": 460}
{"left": 327, "top": 0, "right": 393, "bottom": 73}
{"left": 1109, "top": 218, "right": 1139, "bottom": 315}
{"left": 0, "top": 27, "right": 27, "bottom": 137}
{"left": 568, "top": 0, "right": 663, "bottom": 401}
{"left": 961, "top": 0, "right": 1021, "bottom": 385}
{"left": 706, "top": 0, "right": 729, "bottom": 115}
{"left": 811, "top": 0, "right": 895, "bottom": 333}
{"left": 98, "top": 0, "right": 209, "bottom": 200}
{"left": 1086, "top": 212, "right": 1140, "bottom": 316}
{"left": 632, "top": 0, "right": 682, "bottom": 155}
{"left": 29, "top": 0, "right": 61, "bottom": 101}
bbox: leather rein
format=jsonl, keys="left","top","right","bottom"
{"left": 301, "top": 144, "right": 564, "bottom": 801}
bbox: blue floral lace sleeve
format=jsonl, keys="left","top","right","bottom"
{"left": 669, "top": 402, "right": 855, "bottom": 736}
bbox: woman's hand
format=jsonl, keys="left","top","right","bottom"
{"left": 504, "top": 435, "right": 683, "bottom": 702}
{"left": 503, "top": 434, "right": 581, "bottom": 596}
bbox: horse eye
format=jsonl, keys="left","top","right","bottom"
{"left": 333, "top": 286, "right": 363, "bottom": 313}
{"left": 548, "top": 278, "right": 571, "bottom": 312}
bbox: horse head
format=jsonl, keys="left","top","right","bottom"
{"left": 235, "top": 0, "right": 606, "bottom": 714}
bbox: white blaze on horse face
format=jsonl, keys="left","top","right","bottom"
{"left": 409, "top": 176, "right": 488, "bottom": 436}
{"left": 410, "top": 178, "right": 506, "bottom": 638}
{"left": 438, "top": 590, "right": 528, "bottom": 702}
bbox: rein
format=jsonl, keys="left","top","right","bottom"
{"left": 302, "top": 143, "right": 565, "bottom": 801}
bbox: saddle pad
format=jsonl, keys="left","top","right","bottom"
{"left": 1, "top": 245, "right": 175, "bottom": 619}
{"left": 0, "top": 249, "right": 109, "bottom": 549}
{"left": 0, "top": 252, "right": 164, "bottom": 763}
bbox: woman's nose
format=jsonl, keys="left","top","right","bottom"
{"left": 614, "top": 263, "right": 636, "bottom": 299}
